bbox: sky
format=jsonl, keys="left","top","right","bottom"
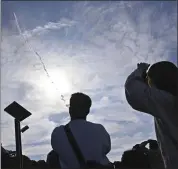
{"left": 1, "top": 1, "right": 177, "bottom": 162}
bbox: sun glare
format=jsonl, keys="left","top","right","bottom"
{"left": 40, "top": 69, "right": 71, "bottom": 99}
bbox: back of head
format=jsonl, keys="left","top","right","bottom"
{"left": 69, "top": 92, "right": 92, "bottom": 119}
{"left": 147, "top": 61, "right": 178, "bottom": 96}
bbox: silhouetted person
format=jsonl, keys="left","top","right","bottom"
{"left": 125, "top": 61, "right": 178, "bottom": 169}
{"left": 121, "top": 149, "right": 150, "bottom": 168}
{"left": 46, "top": 150, "right": 61, "bottom": 168}
{"left": 51, "top": 93, "right": 111, "bottom": 169}
{"left": 1, "top": 145, "right": 10, "bottom": 168}
{"left": 21, "top": 155, "right": 31, "bottom": 168}
{"left": 31, "top": 160, "right": 38, "bottom": 168}
{"left": 113, "top": 161, "right": 125, "bottom": 168}
{"left": 147, "top": 139, "right": 165, "bottom": 169}
{"left": 148, "top": 139, "right": 158, "bottom": 150}
{"left": 37, "top": 160, "right": 48, "bottom": 169}
{"left": 132, "top": 140, "right": 149, "bottom": 152}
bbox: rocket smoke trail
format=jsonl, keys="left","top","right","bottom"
{"left": 13, "top": 12, "right": 69, "bottom": 107}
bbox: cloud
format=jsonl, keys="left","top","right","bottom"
{"left": 22, "top": 19, "right": 77, "bottom": 39}
{"left": 1, "top": 1, "right": 177, "bottom": 162}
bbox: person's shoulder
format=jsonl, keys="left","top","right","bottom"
{"left": 53, "top": 125, "right": 65, "bottom": 130}
{"left": 52, "top": 125, "right": 65, "bottom": 135}
{"left": 87, "top": 121, "right": 108, "bottom": 133}
{"left": 87, "top": 121, "right": 105, "bottom": 128}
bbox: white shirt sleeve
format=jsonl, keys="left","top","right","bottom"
{"left": 51, "top": 126, "right": 60, "bottom": 152}
{"left": 98, "top": 124, "right": 111, "bottom": 155}
{"left": 51, "top": 126, "right": 66, "bottom": 158}
{"left": 125, "top": 67, "right": 173, "bottom": 119}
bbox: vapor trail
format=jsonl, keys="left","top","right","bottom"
{"left": 13, "top": 12, "right": 68, "bottom": 107}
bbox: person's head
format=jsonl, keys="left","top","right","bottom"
{"left": 69, "top": 92, "right": 92, "bottom": 120}
{"left": 149, "top": 140, "right": 158, "bottom": 150}
{"left": 146, "top": 61, "right": 178, "bottom": 96}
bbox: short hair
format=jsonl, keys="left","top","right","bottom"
{"left": 147, "top": 61, "right": 178, "bottom": 96}
{"left": 69, "top": 93, "right": 92, "bottom": 118}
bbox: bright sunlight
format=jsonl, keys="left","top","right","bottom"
{"left": 39, "top": 68, "right": 71, "bottom": 100}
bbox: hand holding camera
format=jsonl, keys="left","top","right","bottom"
{"left": 137, "top": 62, "right": 150, "bottom": 80}
{"left": 137, "top": 63, "right": 150, "bottom": 71}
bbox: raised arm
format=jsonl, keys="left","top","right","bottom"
{"left": 125, "top": 63, "right": 171, "bottom": 119}
{"left": 139, "top": 140, "right": 149, "bottom": 148}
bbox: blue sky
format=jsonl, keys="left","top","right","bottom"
{"left": 1, "top": 1, "right": 177, "bottom": 161}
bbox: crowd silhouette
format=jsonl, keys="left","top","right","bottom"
{"left": 1, "top": 139, "right": 164, "bottom": 169}
{"left": 1, "top": 61, "right": 178, "bottom": 169}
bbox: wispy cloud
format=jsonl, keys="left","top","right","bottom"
{"left": 22, "top": 19, "right": 77, "bottom": 38}
{"left": 1, "top": 1, "right": 177, "bottom": 161}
